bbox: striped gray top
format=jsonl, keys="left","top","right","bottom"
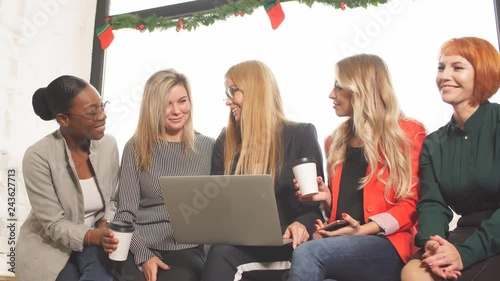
{"left": 114, "top": 133, "right": 215, "bottom": 266}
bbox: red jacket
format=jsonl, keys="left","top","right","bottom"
{"left": 326, "top": 119, "right": 426, "bottom": 263}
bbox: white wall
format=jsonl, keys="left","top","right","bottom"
{"left": 103, "top": 0, "right": 499, "bottom": 158}
{"left": 0, "top": 0, "right": 97, "bottom": 276}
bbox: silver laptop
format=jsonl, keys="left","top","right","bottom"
{"left": 159, "top": 175, "right": 292, "bottom": 246}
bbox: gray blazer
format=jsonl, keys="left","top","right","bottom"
{"left": 15, "top": 130, "right": 119, "bottom": 281}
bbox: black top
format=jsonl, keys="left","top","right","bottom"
{"left": 211, "top": 122, "right": 324, "bottom": 236}
{"left": 336, "top": 146, "right": 367, "bottom": 222}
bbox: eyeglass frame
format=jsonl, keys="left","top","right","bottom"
{"left": 63, "top": 101, "right": 109, "bottom": 122}
{"left": 334, "top": 80, "right": 347, "bottom": 91}
{"left": 224, "top": 86, "right": 241, "bottom": 101}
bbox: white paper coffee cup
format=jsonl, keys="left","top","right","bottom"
{"left": 292, "top": 157, "right": 318, "bottom": 197}
{"left": 108, "top": 220, "right": 134, "bottom": 261}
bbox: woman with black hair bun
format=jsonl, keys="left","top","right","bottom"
{"left": 16, "top": 75, "right": 120, "bottom": 281}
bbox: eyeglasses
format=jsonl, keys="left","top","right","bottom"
{"left": 334, "top": 81, "right": 346, "bottom": 91}
{"left": 224, "top": 86, "right": 240, "bottom": 101}
{"left": 64, "top": 101, "right": 109, "bottom": 122}
{"left": 333, "top": 80, "right": 354, "bottom": 94}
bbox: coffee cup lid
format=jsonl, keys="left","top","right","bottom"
{"left": 108, "top": 220, "right": 135, "bottom": 233}
{"left": 294, "top": 157, "right": 316, "bottom": 166}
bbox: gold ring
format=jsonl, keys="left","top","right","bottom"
{"left": 442, "top": 253, "right": 446, "bottom": 258}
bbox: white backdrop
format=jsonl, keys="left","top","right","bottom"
{"left": 103, "top": 0, "right": 499, "bottom": 163}
{"left": 0, "top": 0, "right": 98, "bottom": 276}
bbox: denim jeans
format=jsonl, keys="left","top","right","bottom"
{"left": 287, "top": 235, "right": 403, "bottom": 281}
{"left": 56, "top": 246, "right": 113, "bottom": 281}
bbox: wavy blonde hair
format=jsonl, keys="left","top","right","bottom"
{"left": 327, "top": 54, "right": 414, "bottom": 202}
{"left": 224, "top": 60, "right": 287, "bottom": 180}
{"left": 133, "top": 69, "right": 196, "bottom": 170}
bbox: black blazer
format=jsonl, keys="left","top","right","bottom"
{"left": 211, "top": 122, "right": 324, "bottom": 236}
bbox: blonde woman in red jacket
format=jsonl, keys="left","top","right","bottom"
{"left": 287, "top": 54, "right": 426, "bottom": 281}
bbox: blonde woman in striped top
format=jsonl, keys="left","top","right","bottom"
{"left": 113, "top": 69, "right": 215, "bottom": 281}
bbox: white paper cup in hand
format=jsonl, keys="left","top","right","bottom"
{"left": 108, "top": 220, "right": 134, "bottom": 261}
{"left": 292, "top": 157, "right": 318, "bottom": 197}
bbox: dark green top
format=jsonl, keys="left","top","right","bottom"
{"left": 415, "top": 101, "right": 500, "bottom": 269}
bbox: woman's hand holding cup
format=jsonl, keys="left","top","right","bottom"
{"left": 100, "top": 228, "right": 119, "bottom": 253}
{"left": 293, "top": 176, "right": 332, "bottom": 209}
{"left": 108, "top": 220, "right": 135, "bottom": 261}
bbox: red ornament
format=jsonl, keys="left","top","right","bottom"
{"left": 135, "top": 23, "right": 145, "bottom": 31}
{"left": 340, "top": 2, "right": 346, "bottom": 10}
{"left": 234, "top": 12, "right": 239, "bottom": 16}
{"left": 240, "top": 12, "right": 245, "bottom": 17}
{"left": 176, "top": 19, "right": 186, "bottom": 32}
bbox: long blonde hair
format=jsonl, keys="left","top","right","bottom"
{"left": 224, "top": 60, "right": 286, "bottom": 180}
{"left": 133, "top": 69, "right": 196, "bottom": 170}
{"left": 328, "top": 54, "right": 414, "bottom": 202}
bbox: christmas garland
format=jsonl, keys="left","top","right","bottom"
{"left": 110, "top": 0, "right": 389, "bottom": 32}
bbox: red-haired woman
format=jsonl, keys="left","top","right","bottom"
{"left": 401, "top": 37, "right": 500, "bottom": 281}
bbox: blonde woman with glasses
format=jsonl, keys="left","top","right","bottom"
{"left": 201, "top": 60, "right": 325, "bottom": 281}
{"left": 113, "top": 69, "right": 214, "bottom": 281}
{"left": 287, "top": 54, "right": 426, "bottom": 281}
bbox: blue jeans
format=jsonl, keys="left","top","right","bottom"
{"left": 287, "top": 235, "right": 403, "bottom": 281}
{"left": 56, "top": 246, "right": 113, "bottom": 281}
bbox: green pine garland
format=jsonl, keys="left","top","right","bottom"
{"left": 110, "top": 0, "right": 389, "bottom": 32}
